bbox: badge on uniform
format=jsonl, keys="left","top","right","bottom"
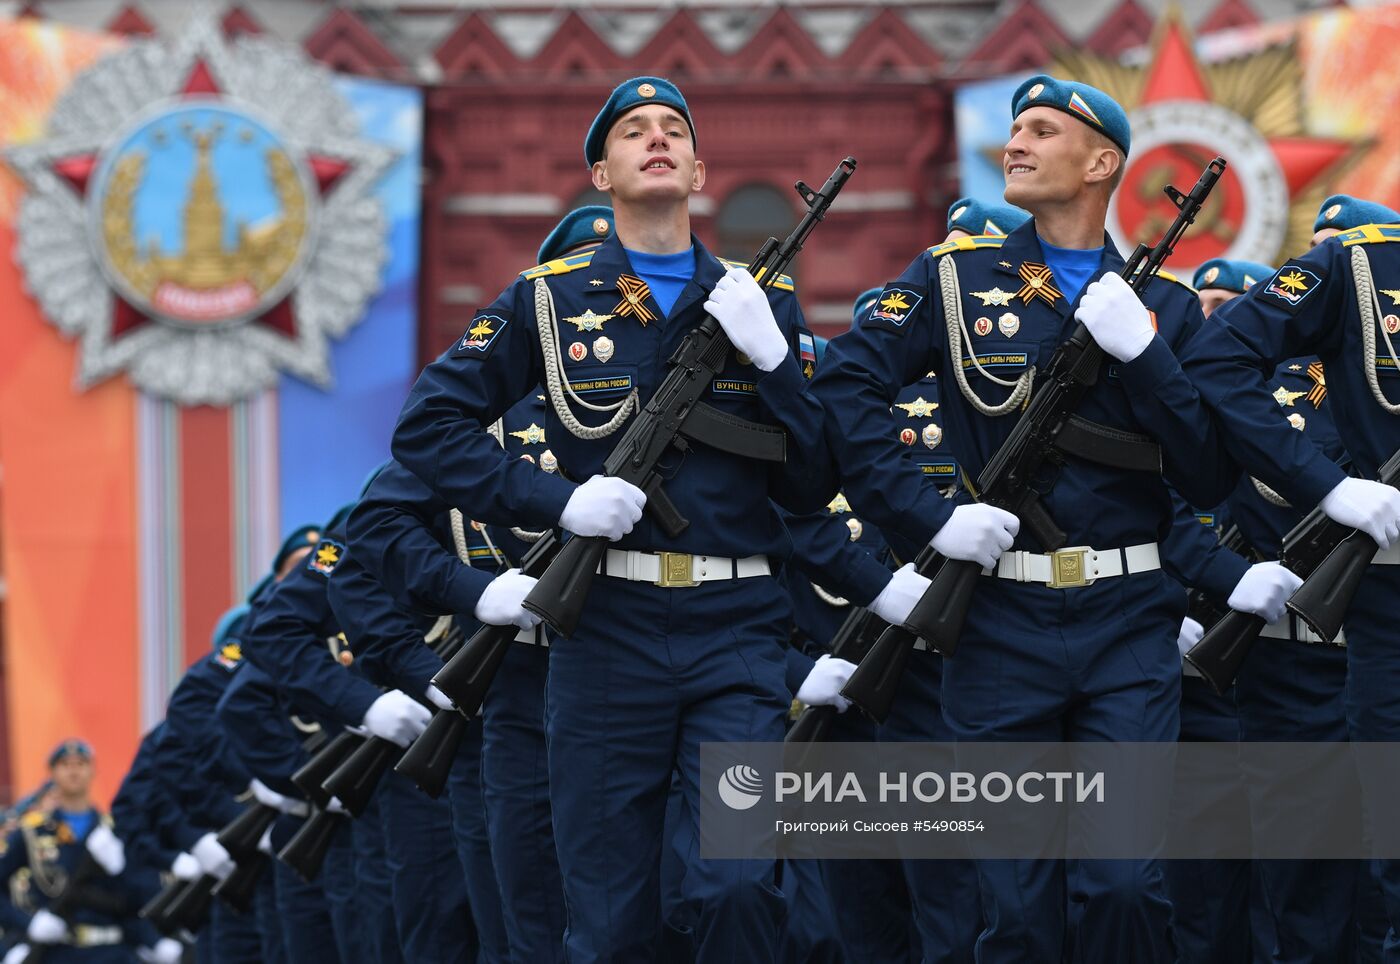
{"left": 922, "top": 423, "right": 943, "bottom": 448}
{"left": 215, "top": 643, "right": 242, "bottom": 670}
{"left": 899, "top": 427, "right": 916, "bottom": 445}
{"left": 565, "top": 309, "right": 613, "bottom": 332}
{"left": 1288, "top": 413, "right": 1306, "bottom": 430}
{"left": 1306, "top": 361, "right": 1327, "bottom": 406}
{"left": 454, "top": 310, "right": 510, "bottom": 359}
{"left": 1385, "top": 314, "right": 1400, "bottom": 335}
{"left": 509, "top": 423, "right": 547, "bottom": 445}
{"left": 1379, "top": 288, "right": 1400, "bottom": 305}
{"left": 974, "top": 316, "right": 993, "bottom": 336}
{"left": 594, "top": 336, "right": 615, "bottom": 363}
{"left": 1264, "top": 263, "right": 1323, "bottom": 311}
{"left": 308, "top": 539, "right": 345, "bottom": 576}
{"left": 845, "top": 517, "right": 863, "bottom": 541}
{"left": 894, "top": 397, "right": 938, "bottom": 417}
{"left": 540, "top": 450, "right": 558, "bottom": 473}
{"left": 1273, "top": 385, "right": 1306, "bottom": 407}
{"left": 799, "top": 331, "right": 816, "bottom": 378}
{"left": 614, "top": 274, "right": 658, "bottom": 325}
{"left": 1016, "top": 262, "right": 1063, "bottom": 307}
{"left": 998, "top": 312, "right": 1021, "bottom": 337}
{"left": 866, "top": 284, "right": 925, "bottom": 331}
{"left": 569, "top": 342, "right": 588, "bottom": 362}
{"left": 970, "top": 287, "right": 1015, "bottom": 307}
{"left": 826, "top": 492, "right": 850, "bottom": 514}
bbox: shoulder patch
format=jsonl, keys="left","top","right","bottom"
{"left": 453, "top": 309, "right": 511, "bottom": 360}
{"left": 720, "top": 259, "right": 795, "bottom": 292}
{"left": 926, "top": 234, "right": 1007, "bottom": 259}
{"left": 1338, "top": 223, "right": 1400, "bottom": 247}
{"left": 215, "top": 643, "right": 242, "bottom": 670}
{"left": 797, "top": 329, "right": 816, "bottom": 379}
{"left": 1261, "top": 261, "right": 1326, "bottom": 314}
{"left": 307, "top": 538, "right": 346, "bottom": 576}
{"left": 864, "top": 283, "right": 927, "bottom": 333}
{"left": 521, "top": 250, "right": 596, "bottom": 280}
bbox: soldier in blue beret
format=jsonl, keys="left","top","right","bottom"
{"left": 387, "top": 74, "right": 830, "bottom": 961}
{"left": 0, "top": 740, "right": 178, "bottom": 962}
{"left": 1193, "top": 257, "right": 1275, "bottom": 318}
{"left": 812, "top": 73, "right": 1245, "bottom": 961}
{"left": 1313, "top": 193, "right": 1400, "bottom": 242}
{"left": 1182, "top": 213, "right": 1390, "bottom": 959}
{"left": 945, "top": 196, "right": 1029, "bottom": 241}
{"left": 1168, "top": 178, "right": 1400, "bottom": 950}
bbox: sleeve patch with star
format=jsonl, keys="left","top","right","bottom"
{"left": 307, "top": 539, "right": 346, "bottom": 576}
{"left": 452, "top": 309, "right": 511, "bottom": 359}
{"left": 863, "top": 283, "right": 927, "bottom": 333}
{"left": 1261, "top": 262, "right": 1325, "bottom": 314}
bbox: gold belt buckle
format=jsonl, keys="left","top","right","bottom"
{"left": 655, "top": 551, "right": 699, "bottom": 588}
{"left": 1047, "top": 546, "right": 1092, "bottom": 589}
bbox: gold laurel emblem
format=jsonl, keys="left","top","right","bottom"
{"left": 970, "top": 287, "right": 1015, "bottom": 307}
{"left": 509, "top": 423, "right": 547, "bottom": 445}
{"left": 894, "top": 397, "right": 939, "bottom": 418}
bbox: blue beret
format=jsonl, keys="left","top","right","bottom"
{"left": 212, "top": 604, "right": 250, "bottom": 651}
{"left": 1314, "top": 194, "right": 1400, "bottom": 233}
{"left": 47, "top": 739, "right": 93, "bottom": 768}
{"left": 585, "top": 76, "right": 693, "bottom": 167}
{"left": 814, "top": 336, "right": 829, "bottom": 366}
{"left": 852, "top": 286, "right": 883, "bottom": 325}
{"left": 538, "top": 206, "right": 614, "bottom": 264}
{"left": 1192, "top": 258, "right": 1275, "bottom": 294}
{"left": 273, "top": 524, "right": 320, "bottom": 575}
{"left": 1013, "top": 74, "right": 1130, "bottom": 157}
{"left": 946, "top": 197, "right": 1029, "bottom": 237}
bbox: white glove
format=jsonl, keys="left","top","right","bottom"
{"left": 424, "top": 684, "right": 454, "bottom": 712}
{"left": 257, "top": 827, "right": 275, "bottom": 856}
{"left": 868, "top": 564, "right": 932, "bottom": 627}
{"left": 142, "top": 937, "right": 184, "bottom": 964}
{"left": 795, "top": 655, "right": 856, "bottom": 712}
{"left": 249, "top": 778, "right": 306, "bottom": 817}
{"left": 1227, "top": 561, "right": 1303, "bottom": 623}
{"left": 84, "top": 824, "right": 125, "bottom": 876}
{"left": 703, "top": 267, "right": 789, "bottom": 372}
{"left": 930, "top": 504, "right": 1020, "bottom": 570}
{"left": 26, "top": 909, "right": 68, "bottom": 943}
{"left": 473, "top": 569, "right": 543, "bottom": 632}
{"left": 362, "top": 690, "right": 432, "bottom": 748}
{"left": 325, "top": 797, "right": 348, "bottom": 815}
{"left": 1075, "top": 272, "right": 1156, "bottom": 363}
{"left": 191, "top": 831, "right": 235, "bottom": 881}
{"left": 170, "top": 851, "right": 201, "bottom": 881}
{"left": 3, "top": 943, "right": 29, "bottom": 964}
{"left": 1176, "top": 616, "right": 1204, "bottom": 659}
{"left": 1320, "top": 477, "right": 1400, "bottom": 550}
{"left": 559, "top": 475, "right": 646, "bottom": 541}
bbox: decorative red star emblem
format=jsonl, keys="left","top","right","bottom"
{"left": 1098, "top": 14, "right": 1360, "bottom": 267}
{"left": 47, "top": 59, "right": 353, "bottom": 340}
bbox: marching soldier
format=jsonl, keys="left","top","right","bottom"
{"left": 388, "top": 75, "right": 832, "bottom": 961}
{"left": 811, "top": 75, "right": 1241, "bottom": 961}
{"left": 0, "top": 741, "right": 177, "bottom": 963}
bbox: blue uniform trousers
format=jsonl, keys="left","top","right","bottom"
{"left": 481, "top": 640, "right": 567, "bottom": 964}
{"left": 380, "top": 769, "right": 474, "bottom": 962}
{"left": 1164, "top": 675, "right": 1253, "bottom": 964}
{"left": 882, "top": 650, "right": 981, "bottom": 964}
{"left": 351, "top": 792, "right": 404, "bottom": 963}
{"left": 444, "top": 715, "right": 510, "bottom": 964}
{"left": 777, "top": 857, "right": 844, "bottom": 964}
{"left": 940, "top": 571, "right": 1181, "bottom": 964}
{"left": 815, "top": 709, "right": 916, "bottom": 964}
{"left": 1236, "top": 630, "right": 1382, "bottom": 962}
{"left": 208, "top": 897, "right": 262, "bottom": 963}
{"left": 273, "top": 853, "right": 342, "bottom": 964}
{"left": 545, "top": 575, "right": 790, "bottom": 964}
{"left": 252, "top": 864, "right": 287, "bottom": 964}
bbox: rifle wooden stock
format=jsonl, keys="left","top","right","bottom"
{"left": 521, "top": 157, "right": 859, "bottom": 638}
{"left": 165, "top": 873, "right": 216, "bottom": 931}
{"left": 394, "top": 710, "right": 467, "bottom": 798}
{"left": 839, "top": 623, "right": 919, "bottom": 724}
{"left": 1183, "top": 608, "right": 1266, "bottom": 696}
{"left": 291, "top": 731, "right": 364, "bottom": 809}
{"left": 212, "top": 855, "right": 266, "bottom": 914}
{"left": 277, "top": 810, "right": 342, "bottom": 883}
{"left": 322, "top": 737, "right": 400, "bottom": 818}
{"left": 1287, "top": 529, "right": 1377, "bottom": 643}
{"left": 217, "top": 803, "right": 279, "bottom": 862}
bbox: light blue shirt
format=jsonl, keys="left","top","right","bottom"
{"left": 625, "top": 247, "right": 696, "bottom": 318}
{"left": 1039, "top": 238, "right": 1104, "bottom": 303}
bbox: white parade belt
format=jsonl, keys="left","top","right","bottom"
{"left": 598, "top": 549, "right": 771, "bottom": 587}
{"left": 982, "top": 542, "right": 1161, "bottom": 589}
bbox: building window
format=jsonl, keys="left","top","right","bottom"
{"left": 716, "top": 183, "right": 794, "bottom": 266}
